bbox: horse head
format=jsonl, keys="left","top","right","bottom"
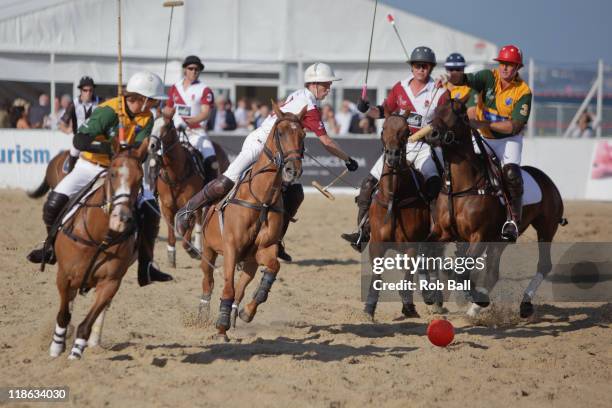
{"left": 421, "top": 98, "right": 471, "bottom": 149}
{"left": 270, "top": 101, "right": 307, "bottom": 183}
{"left": 381, "top": 106, "right": 410, "bottom": 169}
{"left": 151, "top": 117, "right": 178, "bottom": 154}
{"left": 107, "top": 141, "right": 148, "bottom": 233}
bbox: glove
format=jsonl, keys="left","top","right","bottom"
{"left": 345, "top": 157, "right": 359, "bottom": 172}
{"left": 435, "top": 72, "right": 450, "bottom": 89}
{"left": 357, "top": 99, "right": 370, "bottom": 113}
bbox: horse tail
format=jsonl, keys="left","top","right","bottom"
{"left": 522, "top": 165, "right": 567, "bottom": 226}
{"left": 26, "top": 177, "right": 50, "bottom": 199}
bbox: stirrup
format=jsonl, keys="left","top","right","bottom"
{"left": 174, "top": 207, "right": 195, "bottom": 236}
{"left": 501, "top": 220, "right": 518, "bottom": 242}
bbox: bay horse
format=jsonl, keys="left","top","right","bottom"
{"left": 26, "top": 150, "right": 70, "bottom": 198}
{"left": 49, "top": 142, "right": 149, "bottom": 359}
{"left": 412, "top": 98, "right": 566, "bottom": 318}
{"left": 364, "top": 111, "right": 431, "bottom": 320}
{"left": 151, "top": 124, "right": 229, "bottom": 267}
{"left": 197, "top": 103, "right": 306, "bottom": 339}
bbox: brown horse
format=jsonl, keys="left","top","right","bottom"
{"left": 364, "top": 112, "right": 431, "bottom": 320}
{"left": 413, "top": 99, "right": 566, "bottom": 318}
{"left": 26, "top": 150, "right": 70, "bottom": 198}
{"left": 197, "top": 103, "right": 306, "bottom": 339}
{"left": 49, "top": 142, "right": 149, "bottom": 359}
{"left": 152, "top": 124, "right": 229, "bottom": 267}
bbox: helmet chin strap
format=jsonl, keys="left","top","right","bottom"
{"left": 141, "top": 97, "right": 150, "bottom": 113}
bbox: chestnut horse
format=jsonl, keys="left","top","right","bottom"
{"left": 151, "top": 125, "right": 229, "bottom": 267}
{"left": 26, "top": 150, "right": 70, "bottom": 198}
{"left": 413, "top": 99, "right": 566, "bottom": 318}
{"left": 364, "top": 112, "right": 431, "bottom": 320}
{"left": 197, "top": 103, "right": 306, "bottom": 339}
{"left": 48, "top": 142, "right": 149, "bottom": 359}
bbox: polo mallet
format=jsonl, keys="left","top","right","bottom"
{"left": 361, "top": 0, "right": 379, "bottom": 101}
{"left": 386, "top": 14, "right": 410, "bottom": 62}
{"left": 162, "top": 1, "right": 184, "bottom": 84}
{"left": 312, "top": 169, "right": 349, "bottom": 201}
{"left": 116, "top": 0, "right": 126, "bottom": 145}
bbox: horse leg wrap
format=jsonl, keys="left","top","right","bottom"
{"left": 253, "top": 271, "right": 276, "bottom": 305}
{"left": 68, "top": 338, "right": 87, "bottom": 360}
{"left": 216, "top": 299, "right": 234, "bottom": 330}
{"left": 49, "top": 324, "right": 67, "bottom": 357}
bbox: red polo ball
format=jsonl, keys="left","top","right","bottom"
{"left": 427, "top": 319, "right": 454, "bottom": 347}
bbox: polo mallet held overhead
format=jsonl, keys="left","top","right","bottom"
{"left": 162, "top": 1, "right": 184, "bottom": 84}
{"left": 386, "top": 14, "right": 410, "bottom": 62}
{"left": 312, "top": 169, "right": 349, "bottom": 201}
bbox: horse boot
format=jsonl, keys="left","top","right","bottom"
{"left": 501, "top": 163, "right": 524, "bottom": 242}
{"left": 175, "top": 175, "right": 234, "bottom": 237}
{"left": 202, "top": 155, "right": 220, "bottom": 186}
{"left": 137, "top": 199, "right": 174, "bottom": 287}
{"left": 278, "top": 183, "right": 305, "bottom": 262}
{"left": 26, "top": 191, "right": 69, "bottom": 264}
{"left": 62, "top": 154, "right": 78, "bottom": 174}
{"left": 341, "top": 174, "right": 377, "bottom": 252}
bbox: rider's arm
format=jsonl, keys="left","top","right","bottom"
{"left": 450, "top": 69, "right": 494, "bottom": 94}
{"left": 319, "top": 134, "right": 350, "bottom": 161}
{"left": 73, "top": 106, "right": 116, "bottom": 155}
{"left": 303, "top": 108, "right": 352, "bottom": 162}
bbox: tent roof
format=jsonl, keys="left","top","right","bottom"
{"left": 0, "top": 0, "right": 497, "bottom": 64}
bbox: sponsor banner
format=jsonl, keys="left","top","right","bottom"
{"left": 585, "top": 140, "right": 612, "bottom": 200}
{"left": 0, "top": 130, "right": 72, "bottom": 190}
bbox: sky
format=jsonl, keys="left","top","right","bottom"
{"left": 383, "top": 0, "right": 612, "bottom": 65}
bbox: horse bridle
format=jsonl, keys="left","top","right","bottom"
{"left": 104, "top": 154, "right": 142, "bottom": 215}
{"left": 261, "top": 117, "right": 305, "bottom": 170}
{"left": 381, "top": 113, "right": 410, "bottom": 171}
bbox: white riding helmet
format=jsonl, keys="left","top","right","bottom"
{"left": 126, "top": 71, "right": 167, "bottom": 100}
{"left": 304, "top": 62, "right": 341, "bottom": 83}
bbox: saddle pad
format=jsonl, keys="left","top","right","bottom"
{"left": 522, "top": 169, "right": 542, "bottom": 206}
{"left": 60, "top": 177, "right": 106, "bottom": 225}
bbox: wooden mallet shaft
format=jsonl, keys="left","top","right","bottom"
{"left": 311, "top": 169, "right": 349, "bottom": 201}
{"left": 163, "top": 1, "right": 184, "bottom": 7}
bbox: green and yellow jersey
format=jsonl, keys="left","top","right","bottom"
{"left": 465, "top": 69, "right": 532, "bottom": 139}
{"left": 78, "top": 96, "right": 153, "bottom": 166}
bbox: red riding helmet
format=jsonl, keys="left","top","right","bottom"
{"left": 494, "top": 45, "right": 523, "bottom": 67}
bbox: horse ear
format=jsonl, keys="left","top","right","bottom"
{"left": 383, "top": 104, "right": 392, "bottom": 119}
{"left": 271, "top": 99, "right": 283, "bottom": 119}
{"left": 297, "top": 105, "right": 307, "bottom": 121}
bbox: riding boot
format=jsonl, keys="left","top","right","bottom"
{"left": 202, "top": 155, "right": 220, "bottom": 186}
{"left": 26, "top": 191, "right": 69, "bottom": 264}
{"left": 501, "top": 164, "right": 524, "bottom": 242}
{"left": 423, "top": 175, "right": 442, "bottom": 202}
{"left": 341, "top": 174, "right": 378, "bottom": 252}
{"left": 175, "top": 175, "right": 234, "bottom": 236}
{"left": 137, "top": 199, "right": 173, "bottom": 287}
{"left": 278, "top": 183, "right": 305, "bottom": 262}
{"left": 62, "top": 154, "right": 78, "bottom": 174}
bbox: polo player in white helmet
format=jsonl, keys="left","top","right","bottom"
{"left": 27, "top": 71, "right": 174, "bottom": 286}
{"left": 175, "top": 62, "right": 359, "bottom": 261}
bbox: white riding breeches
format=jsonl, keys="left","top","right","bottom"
{"left": 223, "top": 127, "right": 268, "bottom": 183}
{"left": 370, "top": 141, "right": 438, "bottom": 181}
{"left": 185, "top": 128, "right": 216, "bottom": 160}
{"left": 53, "top": 158, "right": 154, "bottom": 206}
{"left": 472, "top": 134, "right": 522, "bottom": 166}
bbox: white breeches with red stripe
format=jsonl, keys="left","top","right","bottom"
{"left": 370, "top": 141, "right": 438, "bottom": 181}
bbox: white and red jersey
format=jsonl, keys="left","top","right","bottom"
{"left": 383, "top": 73, "right": 449, "bottom": 134}
{"left": 258, "top": 88, "right": 326, "bottom": 139}
{"left": 166, "top": 79, "right": 214, "bottom": 130}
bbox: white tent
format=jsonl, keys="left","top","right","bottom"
{"left": 0, "top": 0, "right": 497, "bottom": 103}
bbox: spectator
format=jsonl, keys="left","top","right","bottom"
{"left": 335, "top": 100, "right": 354, "bottom": 135}
{"left": 0, "top": 100, "right": 10, "bottom": 128}
{"left": 28, "top": 93, "right": 50, "bottom": 128}
{"left": 254, "top": 103, "right": 269, "bottom": 129}
{"left": 349, "top": 112, "right": 376, "bottom": 134}
{"left": 10, "top": 98, "right": 30, "bottom": 129}
{"left": 569, "top": 111, "right": 595, "bottom": 138}
{"left": 234, "top": 97, "right": 250, "bottom": 129}
{"left": 321, "top": 103, "right": 339, "bottom": 135}
{"left": 208, "top": 96, "right": 237, "bottom": 132}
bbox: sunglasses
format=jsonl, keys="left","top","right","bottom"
{"left": 185, "top": 66, "right": 201, "bottom": 72}
{"left": 412, "top": 63, "right": 431, "bottom": 70}
{"left": 81, "top": 88, "right": 94, "bottom": 93}
{"left": 446, "top": 68, "right": 464, "bottom": 72}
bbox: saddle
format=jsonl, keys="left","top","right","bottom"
{"left": 181, "top": 141, "right": 208, "bottom": 180}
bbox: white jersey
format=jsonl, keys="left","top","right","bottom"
{"left": 257, "top": 88, "right": 326, "bottom": 140}
{"left": 167, "top": 79, "right": 214, "bottom": 130}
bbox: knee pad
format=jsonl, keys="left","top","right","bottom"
{"left": 356, "top": 175, "right": 378, "bottom": 208}
{"left": 502, "top": 164, "right": 523, "bottom": 190}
